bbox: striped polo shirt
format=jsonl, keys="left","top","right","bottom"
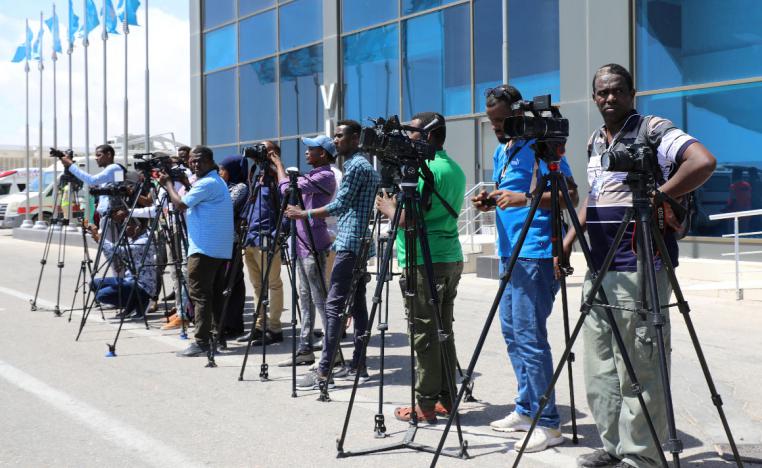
{"left": 586, "top": 111, "right": 697, "bottom": 272}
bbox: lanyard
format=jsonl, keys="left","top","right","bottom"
{"left": 498, "top": 140, "right": 528, "bottom": 186}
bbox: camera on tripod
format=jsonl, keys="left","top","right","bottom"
{"left": 504, "top": 94, "right": 569, "bottom": 140}
{"left": 601, "top": 144, "right": 659, "bottom": 175}
{"left": 134, "top": 153, "right": 186, "bottom": 182}
{"left": 89, "top": 182, "right": 133, "bottom": 197}
{"left": 359, "top": 115, "right": 436, "bottom": 168}
{"left": 242, "top": 143, "right": 269, "bottom": 165}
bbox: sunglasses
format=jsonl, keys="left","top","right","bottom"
{"left": 484, "top": 85, "right": 517, "bottom": 101}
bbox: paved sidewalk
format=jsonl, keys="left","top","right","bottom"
{"left": 0, "top": 233, "right": 759, "bottom": 467}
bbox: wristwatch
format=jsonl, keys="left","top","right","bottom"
{"left": 524, "top": 192, "right": 533, "bottom": 207}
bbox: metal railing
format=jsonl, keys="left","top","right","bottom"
{"left": 458, "top": 182, "right": 497, "bottom": 253}
{"left": 708, "top": 208, "right": 762, "bottom": 300}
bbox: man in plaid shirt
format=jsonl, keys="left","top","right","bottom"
{"left": 287, "top": 120, "right": 381, "bottom": 390}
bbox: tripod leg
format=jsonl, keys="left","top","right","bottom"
{"left": 651, "top": 220, "right": 744, "bottom": 467}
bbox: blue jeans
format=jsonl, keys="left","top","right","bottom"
{"left": 92, "top": 277, "right": 150, "bottom": 315}
{"left": 499, "top": 257, "right": 560, "bottom": 428}
{"left": 319, "top": 251, "right": 368, "bottom": 375}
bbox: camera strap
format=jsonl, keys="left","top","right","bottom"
{"left": 420, "top": 163, "right": 459, "bottom": 220}
{"left": 498, "top": 140, "right": 529, "bottom": 186}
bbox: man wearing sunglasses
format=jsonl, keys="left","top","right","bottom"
{"left": 473, "top": 84, "right": 578, "bottom": 452}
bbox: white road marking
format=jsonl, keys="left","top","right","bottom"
{"left": 0, "top": 359, "right": 203, "bottom": 468}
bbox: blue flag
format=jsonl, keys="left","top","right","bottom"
{"left": 101, "top": 0, "right": 120, "bottom": 34}
{"left": 31, "top": 20, "right": 44, "bottom": 61}
{"left": 68, "top": 0, "right": 80, "bottom": 45}
{"left": 77, "top": 0, "right": 101, "bottom": 38}
{"left": 45, "top": 8, "right": 63, "bottom": 54}
{"left": 117, "top": 0, "right": 140, "bottom": 26}
{"left": 11, "top": 25, "right": 34, "bottom": 63}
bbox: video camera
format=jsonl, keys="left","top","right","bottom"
{"left": 89, "top": 182, "right": 133, "bottom": 197}
{"left": 359, "top": 115, "right": 437, "bottom": 167}
{"left": 49, "top": 147, "right": 74, "bottom": 159}
{"left": 601, "top": 144, "right": 659, "bottom": 176}
{"left": 503, "top": 94, "right": 568, "bottom": 140}
{"left": 134, "top": 153, "right": 186, "bottom": 181}
{"left": 242, "top": 143, "right": 269, "bottom": 165}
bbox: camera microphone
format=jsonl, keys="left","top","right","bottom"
{"left": 423, "top": 117, "right": 442, "bottom": 133}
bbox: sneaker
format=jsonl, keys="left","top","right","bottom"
{"left": 295, "top": 370, "right": 334, "bottom": 390}
{"left": 346, "top": 367, "right": 370, "bottom": 383}
{"left": 236, "top": 329, "right": 263, "bottom": 343}
{"left": 513, "top": 426, "right": 564, "bottom": 453}
{"left": 490, "top": 411, "right": 532, "bottom": 432}
{"left": 277, "top": 351, "right": 316, "bottom": 367}
{"left": 613, "top": 462, "right": 636, "bottom": 468}
{"left": 176, "top": 341, "right": 208, "bottom": 357}
{"left": 576, "top": 449, "right": 621, "bottom": 467}
{"left": 333, "top": 365, "right": 350, "bottom": 378}
{"left": 161, "top": 314, "right": 188, "bottom": 330}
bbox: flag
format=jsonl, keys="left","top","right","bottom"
{"left": 31, "top": 19, "right": 44, "bottom": 61}
{"left": 117, "top": 0, "right": 140, "bottom": 26}
{"left": 68, "top": 0, "right": 80, "bottom": 45}
{"left": 45, "top": 8, "right": 63, "bottom": 54}
{"left": 101, "top": 0, "right": 120, "bottom": 34}
{"left": 10, "top": 24, "right": 34, "bottom": 63}
{"left": 77, "top": 0, "right": 101, "bottom": 38}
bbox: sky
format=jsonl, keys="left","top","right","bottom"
{"left": 0, "top": 0, "right": 190, "bottom": 150}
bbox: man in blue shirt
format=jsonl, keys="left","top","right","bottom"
{"left": 162, "top": 145, "right": 233, "bottom": 357}
{"left": 286, "top": 120, "right": 380, "bottom": 390}
{"left": 473, "top": 85, "right": 578, "bottom": 452}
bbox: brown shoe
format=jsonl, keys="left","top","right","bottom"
{"left": 434, "top": 401, "right": 450, "bottom": 417}
{"left": 394, "top": 405, "right": 437, "bottom": 424}
{"left": 161, "top": 314, "right": 188, "bottom": 330}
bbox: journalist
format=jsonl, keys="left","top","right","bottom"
{"left": 472, "top": 84, "right": 578, "bottom": 452}
{"left": 161, "top": 145, "right": 234, "bottom": 357}
{"left": 272, "top": 135, "right": 337, "bottom": 367}
{"left": 288, "top": 120, "right": 380, "bottom": 390}
{"left": 375, "top": 112, "right": 466, "bottom": 424}
{"left": 564, "top": 64, "right": 716, "bottom": 468}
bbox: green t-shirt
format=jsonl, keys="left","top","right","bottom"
{"left": 396, "top": 150, "right": 466, "bottom": 267}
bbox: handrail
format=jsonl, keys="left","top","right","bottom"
{"left": 708, "top": 209, "right": 762, "bottom": 300}
{"left": 459, "top": 182, "right": 497, "bottom": 253}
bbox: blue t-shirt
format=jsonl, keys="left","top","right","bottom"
{"left": 492, "top": 140, "right": 573, "bottom": 259}
{"left": 182, "top": 171, "right": 233, "bottom": 260}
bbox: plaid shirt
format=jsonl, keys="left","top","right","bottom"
{"left": 325, "top": 152, "right": 380, "bottom": 256}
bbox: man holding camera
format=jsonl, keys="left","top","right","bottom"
{"left": 287, "top": 120, "right": 380, "bottom": 390}
{"left": 272, "top": 135, "right": 337, "bottom": 366}
{"left": 472, "top": 85, "right": 578, "bottom": 452}
{"left": 60, "top": 144, "right": 125, "bottom": 239}
{"left": 375, "top": 112, "right": 466, "bottom": 423}
{"left": 161, "top": 145, "right": 233, "bottom": 357}
{"left": 564, "top": 64, "right": 716, "bottom": 468}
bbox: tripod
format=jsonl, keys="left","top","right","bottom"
{"left": 333, "top": 161, "right": 468, "bottom": 460}
{"left": 66, "top": 212, "right": 97, "bottom": 323}
{"left": 432, "top": 143, "right": 674, "bottom": 467}
{"left": 30, "top": 175, "right": 83, "bottom": 315}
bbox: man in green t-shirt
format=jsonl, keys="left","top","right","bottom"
{"left": 375, "top": 112, "right": 466, "bottom": 424}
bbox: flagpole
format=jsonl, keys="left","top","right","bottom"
{"left": 35, "top": 11, "right": 47, "bottom": 229}
{"left": 22, "top": 18, "right": 33, "bottom": 229}
{"left": 144, "top": 0, "right": 149, "bottom": 152}
{"left": 67, "top": 7, "right": 76, "bottom": 231}
{"left": 102, "top": 0, "right": 108, "bottom": 144}
{"left": 52, "top": 3, "right": 59, "bottom": 221}
{"left": 123, "top": 10, "right": 129, "bottom": 165}
{"left": 84, "top": 0, "right": 92, "bottom": 223}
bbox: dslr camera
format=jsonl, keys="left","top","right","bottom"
{"left": 243, "top": 143, "right": 269, "bottom": 164}
{"left": 89, "top": 182, "right": 133, "bottom": 197}
{"left": 601, "top": 144, "right": 658, "bottom": 175}
{"left": 134, "top": 153, "right": 187, "bottom": 182}
{"left": 359, "top": 115, "right": 436, "bottom": 167}
{"left": 503, "top": 94, "right": 569, "bottom": 140}
{"left": 49, "top": 147, "right": 74, "bottom": 159}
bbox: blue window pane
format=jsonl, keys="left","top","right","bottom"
{"left": 279, "top": 0, "right": 323, "bottom": 51}
{"left": 209, "top": 145, "right": 240, "bottom": 164}
{"left": 240, "top": 11, "right": 276, "bottom": 62}
{"left": 204, "top": 0, "right": 234, "bottom": 29}
{"left": 402, "top": 5, "right": 471, "bottom": 120}
{"left": 204, "top": 25, "right": 237, "bottom": 72}
{"left": 474, "top": 0, "right": 502, "bottom": 112}
{"left": 239, "top": 0, "right": 274, "bottom": 16}
{"left": 638, "top": 82, "right": 762, "bottom": 236}
{"left": 636, "top": 0, "right": 762, "bottom": 91}
{"left": 508, "top": 0, "right": 559, "bottom": 102}
{"left": 280, "top": 45, "right": 324, "bottom": 136}
{"left": 205, "top": 69, "right": 237, "bottom": 146}
{"left": 402, "top": 0, "right": 457, "bottom": 15}
{"left": 342, "top": 0, "right": 397, "bottom": 33}
{"left": 240, "top": 58, "right": 278, "bottom": 141}
{"left": 343, "top": 24, "right": 400, "bottom": 124}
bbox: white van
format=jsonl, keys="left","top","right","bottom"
{"left": 0, "top": 168, "right": 38, "bottom": 196}
{"left": 0, "top": 156, "right": 137, "bottom": 228}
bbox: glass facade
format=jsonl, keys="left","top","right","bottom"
{"left": 280, "top": 45, "right": 324, "bottom": 137}
{"left": 203, "top": 0, "right": 235, "bottom": 29}
{"left": 636, "top": 0, "right": 762, "bottom": 237}
{"left": 239, "top": 0, "right": 274, "bottom": 16}
{"left": 279, "top": 0, "right": 323, "bottom": 51}
{"left": 239, "top": 10, "right": 276, "bottom": 62}
{"left": 240, "top": 58, "right": 278, "bottom": 141}
{"left": 204, "top": 25, "right": 236, "bottom": 72}
{"left": 342, "top": 0, "right": 397, "bottom": 33}
{"left": 204, "top": 69, "right": 237, "bottom": 147}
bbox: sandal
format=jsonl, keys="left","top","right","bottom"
{"left": 434, "top": 401, "right": 450, "bottom": 417}
{"left": 394, "top": 405, "right": 437, "bottom": 424}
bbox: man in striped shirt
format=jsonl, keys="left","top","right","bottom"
{"left": 286, "top": 120, "right": 381, "bottom": 390}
